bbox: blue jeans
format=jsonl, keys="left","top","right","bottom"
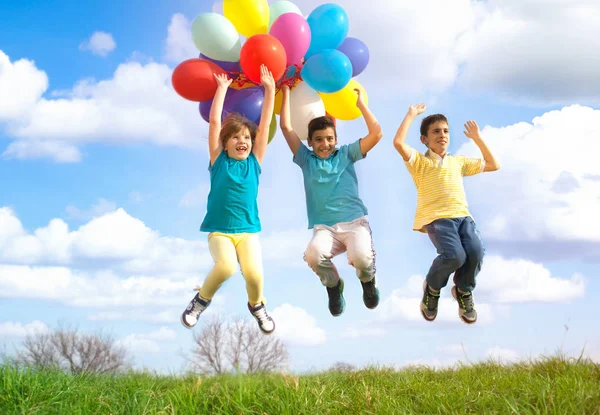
{"left": 424, "top": 217, "right": 484, "bottom": 292}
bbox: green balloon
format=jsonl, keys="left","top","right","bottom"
{"left": 191, "top": 13, "right": 241, "bottom": 62}
{"left": 268, "top": 113, "right": 277, "bottom": 144}
{"left": 268, "top": 1, "right": 303, "bottom": 29}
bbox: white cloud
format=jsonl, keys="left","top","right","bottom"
{"left": 0, "top": 321, "right": 49, "bottom": 338}
{"left": 271, "top": 304, "right": 326, "bottom": 347}
{"left": 458, "top": 105, "right": 600, "bottom": 259}
{"left": 485, "top": 346, "right": 521, "bottom": 363}
{"left": 164, "top": 14, "right": 198, "bottom": 63}
{"left": 66, "top": 198, "right": 117, "bottom": 221}
{"left": 116, "top": 327, "right": 177, "bottom": 354}
{"left": 79, "top": 31, "right": 116, "bottom": 57}
{"left": 0, "top": 51, "right": 48, "bottom": 121}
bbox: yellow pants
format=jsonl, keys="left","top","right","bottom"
{"left": 199, "top": 232, "right": 265, "bottom": 305}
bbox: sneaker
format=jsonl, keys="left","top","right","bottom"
{"left": 361, "top": 276, "right": 380, "bottom": 309}
{"left": 181, "top": 292, "right": 211, "bottom": 329}
{"left": 451, "top": 286, "right": 477, "bottom": 324}
{"left": 248, "top": 302, "right": 275, "bottom": 334}
{"left": 326, "top": 278, "right": 345, "bottom": 316}
{"left": 420, "top": 281, "right": 440, "bottom": 322}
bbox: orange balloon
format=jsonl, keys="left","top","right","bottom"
{"left": 172, "top": 58, "right": 226, "bottom": 102}
{"left": 326, "top": 112, "right": 337, "bottom": 126}
{"left": 240, "top": 34, "right": 287, "bottom": 84}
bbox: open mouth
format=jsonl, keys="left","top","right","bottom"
{"left": 235, "top": 145, "right": 248, "bottom": 153}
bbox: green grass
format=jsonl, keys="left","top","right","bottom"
{"left": 1, "top": 356, "right": 599, "bottom": 414}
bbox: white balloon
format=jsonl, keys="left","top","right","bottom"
{"left": 290, "top": 82, "right": 326, "bottom": 140}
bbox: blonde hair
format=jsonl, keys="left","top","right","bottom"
{"left": 220, "top": 113, "right": 257, "bottom": 149}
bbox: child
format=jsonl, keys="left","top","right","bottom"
{"left": 393, "top": 104, "right": 500, "bottom": 324}
{"left": 181, "top": 65, "right": 276, "bottom": 334}
{"left": 279, "top": 84, "right": 383, "bottom": 316}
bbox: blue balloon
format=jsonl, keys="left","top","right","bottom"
{"left": 337, "top": 37, "right": 369, "bottom": 77}
{"left": 305, "top": 4, "right": 349, "bottom": 59}
{"left": 301, "top": 49, "right": 352, "bottom": 93}
{"left": 199, "top": 53, "right": 241, "bottom": 76}
{"left": 223, "top": 86, "right": 265, "bottom": 125}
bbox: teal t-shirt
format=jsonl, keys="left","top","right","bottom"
{"left": 200, "top": 151, "right": 261, "bottom": 233}
{"left": 293, "top": 139, "right": 368, "bottom": 228}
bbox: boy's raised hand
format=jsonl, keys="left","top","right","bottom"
{"left": 354, "top": 88, "right": 365, "bottom": 107}
{"left": 408, "top": 104, "right": 426, "bottom": 118}
{"left": 214, "top": 73, "right": 232, "bottom": 89}
{"left": 463, "top": 120, "right": 482, "bottom": 140}
{"left": 260, "top": 64, "right": 275, "bottom": 90}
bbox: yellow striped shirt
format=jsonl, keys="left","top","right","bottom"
{"left": 405, "top": 149, "right": 485, "bottom": 233}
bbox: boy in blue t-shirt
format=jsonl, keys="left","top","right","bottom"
{"left": 279, "top": 84, "right": 383, "bottom": 316}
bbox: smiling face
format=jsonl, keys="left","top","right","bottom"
{"left": 421, "top": 121, "right": 450, "bottom": 156}
{"left": 224, "top": 126, "right": 252, "bottom": 160}
{"left": 308, "top": 127, "right": 337, "bottom": 159}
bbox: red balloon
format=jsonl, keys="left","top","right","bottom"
{"left": 326, "top": 112, "right": 337, "bottom": 126}
{"left": 172, "top": 58, "right": 227, "bottom": 102}
{"left": 240, "top": 34, "right": 287, "bottom": 84}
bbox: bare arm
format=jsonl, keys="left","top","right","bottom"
{"left": 393, "top": 104, "right": 426, "bottom": 161}
{"left": 208, "top": 74, "right": 232, "bottom": 165}
{"left": 463, "top": 120, "right": 500, "bottom": 171}
{"left": 252, "top": 65, "right": 276, "bottom": 165}
{"left": 279, "top": 84, "right": 302, "bottom": 156}
{"left": 356, "top": 89, "right": 383, "bottom": 156}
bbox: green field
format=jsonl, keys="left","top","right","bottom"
{"left": 2, "top": 356, "right": 599, "bottom": 414}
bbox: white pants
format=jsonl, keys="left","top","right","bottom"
{"left": 303, "top": 216, "right": 376, "bottom": 287}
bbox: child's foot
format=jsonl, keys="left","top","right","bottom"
{"left": 451, "top": 286, "right": 477, "bottom": 324}
{"left": 181, "top": 292, "right": 211, "bottom": 329}
{"left": 361, "top": 276, "right": 380, "bottom": 309}
{"left": 420, "top": 281, "right": 440, "bottom": 321}
{"left": 326, "top": 278, "right": 345, "bottom": 316}
{"left": 248, "top": 302, "right": 275, "bottom": 334}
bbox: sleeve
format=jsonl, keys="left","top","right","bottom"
{"left": 347, "top": 139, "right": 365, "bottom": 163}
{"left": 461, "top": 156, "right": 485, "bottom": 177}
{"left": 403, "top": 148, "right": 422, "bottom": 174}
{"left": 249, "top": 152, "right": 262, "bottom": 175}
{"left": 208, "top": 151, "right": 225, "bottom": 172}
{"left": 293, "top": 143, "right": 310, "bottom": 168}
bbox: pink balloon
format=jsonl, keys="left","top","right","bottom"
{"left": 269, "top": 13, "right": 311, "bottom": 66}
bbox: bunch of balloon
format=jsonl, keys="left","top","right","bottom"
{"left": 171, "top": 0, "right": 370, "bottom": 142}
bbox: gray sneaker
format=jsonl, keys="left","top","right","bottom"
{"left": 451, "top": 286, "right": 477, "bottom": 324}
{"left": 181, "top": 292, "right": 211, "bottom": 329}
{"left": 420, "top": 281, "right": 440, "bottom": 321}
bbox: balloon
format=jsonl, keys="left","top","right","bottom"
{"left": 318, "top": 79, "right": 368, "bottom": 121}
{"left": 199, "top": 99, "right": 212, "bottom": 123}
{"left": 305, "top": 4, "right": 349, "bottom": 59}
{"left": 268, "top": 112, "right": 277, "bottom": 144}
{"left": 290, "top": 82, "right": 326, "bottom": 140}
{"left": 337, "top": 37, "right": 369, "bottom": 77}
{"left": 270, "top": 13, "right": 311, "bottom": 66}
{"left": 223, "top": 86, "right": 265, "bottom": 125}
{"left": 240, "top": 34, "right": 287, "bottom": 84}
{"left": 326, "top": 112, "right": 337, "bottom": 127}
{"left": 172, "top": 58, "right": 226, "bottom": 102}
{"left": 268, "top": 1, "right": 302, "bottom": 29}
{"left": 224, "top": 0, "right": 269, "bottom": 38}
{"left": 191, "top": 13, "right": 241, "bottom": 62}
{"left": 301, "top": 49, "right": 352, "bottom": 93}
{"left": 199, "top": 53, "right": 240, "bottom": 75}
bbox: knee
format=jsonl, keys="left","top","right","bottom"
{"left": 444, "top": 249, "right": 467, "bottom": 270}
{"left": 468, "top": 242, "right": 485, "bottom": 263}
{"left": 214, "top": 260, "right": 237, "bottom": 277}
{"left": 304, "top": 245, "right": 328, "bottom": 269}
{"left": 348, "top": 250, "right": 374, "bottom": 271}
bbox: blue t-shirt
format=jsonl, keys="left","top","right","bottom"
{"left": 293, "top": 139, "right": 368, "bottom": 228}
{"left": 200, "top": 151, "right": 261, "bottom": 233}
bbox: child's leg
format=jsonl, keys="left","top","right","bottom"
{"left": 304, "top": 225, "right": 346, "bottom": 287}
{"left": 198, "top": 234, "right": 238, "bottom": 300}
{"left": 343, "top": 218, "right": 376, "bottom": 283}
{"left": 453, "top": 217, "right": 485, "bottom": 292}
{"left": 424, "top": 219, "right": 467, "bottom": 290}
{"left": 235, "top": 233, "right": 265, "bottom": 305}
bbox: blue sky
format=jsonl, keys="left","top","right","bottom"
{"left": 1, "top": 0, "right": 599, "bottom": 373}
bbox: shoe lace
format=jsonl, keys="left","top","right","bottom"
{"left": 252, "top": 306, "right": 271, "bottom": 324}
{"left": 426, "top": 289, "right": 440, "bottom": 309}
{"left": 189, "top": 286, "right": 206, "bottom": 316}
{"left": 459, "top": 292, "right": 474, "bottom": 312}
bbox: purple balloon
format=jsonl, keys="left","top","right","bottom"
{"left": 199, "top": 99, "right": 212, "bottom": 123}
{"left": 337, "top": 37, "right": 369, "bottom": 77}
{"left": 199, "top": 53, "right": 241, "bottom": 75}
{"left": 223, "top": 86, "right": 265, "bottom": 125}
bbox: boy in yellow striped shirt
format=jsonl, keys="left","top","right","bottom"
{"left": 393, "top": 104, "right": 500, "bottom": 324}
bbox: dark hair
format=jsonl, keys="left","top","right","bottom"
{"left": 420, "top": 114, "right": 448, "bottom": 136}
{"left": 308, "top": 116, "right": 337, "bottom": 141}
{"left": 220, "top": 113, "right": 257, "bottom": 148}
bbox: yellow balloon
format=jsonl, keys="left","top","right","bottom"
{"left": 318, "top": 80, "right": 369, "bottom": 121}
{"left": 223, "top": 0, "right": 270, "bottom": 38}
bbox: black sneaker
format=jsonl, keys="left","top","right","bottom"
{"left": 451, "top": 286, "right": 477, "bottom": 324}
{"left": 361, "top": 276, "right": 380, "bottom": 309}
{"left": 181, "top": 292, "right": 211, "bottom": 329}
{"left": 420, "top": 281, "right": 440, "bottom": 321}
{"left": 326, "top": 279, "right": 345, "bottom": 316}
{"left": 248, "top": 302, "right": 275, "bottom": 334}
